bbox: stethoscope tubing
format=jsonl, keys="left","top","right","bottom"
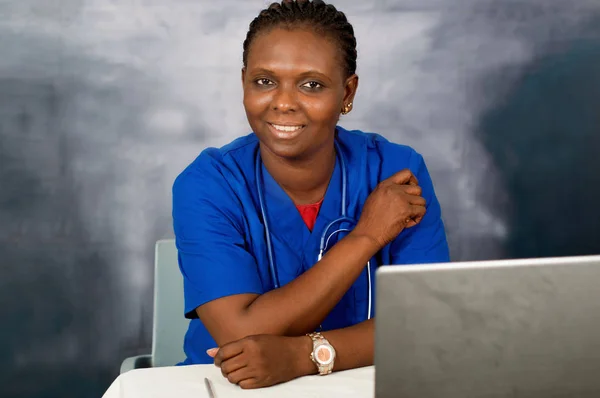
{"left": 255, "top": 140, "right": 373, "bottom": 320}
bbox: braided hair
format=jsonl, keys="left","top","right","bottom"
{"left": 243, "top": 0, "right": 357, "bottom": 78}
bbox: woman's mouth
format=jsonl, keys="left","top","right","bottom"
{"left": 267, "top": 123, "right": 305, "bottom": 139}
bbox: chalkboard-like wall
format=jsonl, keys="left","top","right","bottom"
{"left": 1, "top": 1, "right": 598, "bottom": 397}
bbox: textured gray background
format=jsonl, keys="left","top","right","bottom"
{"left": 1, "top": 1, "right": 599, "bottom": 397}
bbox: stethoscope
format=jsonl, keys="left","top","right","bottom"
{"left": 255, "top": 141, "right": 373, "bottom": 321}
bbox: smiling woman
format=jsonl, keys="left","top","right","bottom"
{"left": 243, "top": 26, "right": 355, "bottom": 203}
{"left": 172, "top": 0, "right": 449, "bottom": 390}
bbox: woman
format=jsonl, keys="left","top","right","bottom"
{"left": 173, "top": 0, "right": 450, "bottom": 389}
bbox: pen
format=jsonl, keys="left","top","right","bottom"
{"left": 204, "top": 377, "right": 216, "bottom": 398}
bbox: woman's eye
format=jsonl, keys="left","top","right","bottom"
{"left": 255, "top": 78, "right": 273, "bottom": 86}
{"left": 302, "top": 81, "right": 323, "bottom": 90}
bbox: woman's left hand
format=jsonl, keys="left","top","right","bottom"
{"left": 208, "top": 334, "right": 314, "bottom": 389}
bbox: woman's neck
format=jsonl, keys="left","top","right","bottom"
{"left": 260, "top": 143, "right": 336, "bottom": 206}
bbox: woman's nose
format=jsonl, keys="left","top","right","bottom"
{"left": 271, "top": 85, "right": 297, "bottom": 112}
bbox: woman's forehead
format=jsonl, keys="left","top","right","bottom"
{"left": 246, "top": 27, "right": 343, "bottom": 77}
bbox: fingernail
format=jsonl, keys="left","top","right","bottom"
{"left": 206, "top": 348, "right": 219, "bottom": 357}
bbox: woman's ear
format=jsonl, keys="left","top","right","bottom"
{"left": 241, "top": 68, "right": 246, "bottom": 85}
{"left": 343, "top": 74, "right": 359, "bottom": 106}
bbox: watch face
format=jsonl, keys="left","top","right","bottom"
{"left": 315, "top": 345, "right": 334, "bottom": 365}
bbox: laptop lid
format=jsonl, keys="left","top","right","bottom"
{"left": 375, "top": 255, "right": 600, "bottom": 398}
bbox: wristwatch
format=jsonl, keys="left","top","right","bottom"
{"left": 307, "top": 332, "right": 336, "bottom": 375}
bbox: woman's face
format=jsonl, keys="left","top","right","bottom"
{"left": 242, "top": 27, "right": 358, "bottom": 161}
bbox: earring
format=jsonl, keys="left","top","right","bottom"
{"left": 341, "top": 102, "right": 353, "bottom": 115}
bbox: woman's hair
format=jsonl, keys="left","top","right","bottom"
{"left": 243, "top": 0, "right": 357, "bottom": 78}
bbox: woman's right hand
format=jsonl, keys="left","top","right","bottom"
{"left": 352, "top": 169, "right": 426, "bottom": 251}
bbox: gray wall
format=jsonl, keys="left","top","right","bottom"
{"left": 1, "top": 1, "right": 599, "bottom": 397}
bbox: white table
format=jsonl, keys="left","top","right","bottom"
{"left": 103, "top": 365, "right": 374, "bottom": 398}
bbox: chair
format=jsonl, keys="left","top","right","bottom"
{"left": 120, "top": 239, "right": 189, "bottom": 373}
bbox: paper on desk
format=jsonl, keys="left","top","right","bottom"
{"left": 103, "top": 364, "right": 374, "bottom": 398}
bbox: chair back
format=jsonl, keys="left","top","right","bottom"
{"left": 151, "top": 239, "right": 189, "bottom": 367}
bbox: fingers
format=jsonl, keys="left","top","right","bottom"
{"left": 402, "top": 184, "right": 422, "bottom": 197}
{"left": 217, "top": 346, "right": 253, "bottom": 386}
{"left": 238, "top": 377, "right": 260, "bottom": 390}
{"left": 226, "top": 367, "right": 253, "bottom": 385}
{"left": 221, "top": 355, "right": 248, "bottom": 384}
{"left": 405, "top": 214, "right": 424, "bottom": 228}
{"left": 206, "top": 348, "right": 219, "bottom": 358}
{"left": 404, "top": 205, "right": 426, "bottom": 228}
{"left": 408, "top": 195, "right": 426, "bottom": 207}
{"left": 220, "top": 354, "right": 247, "bottom": 377}
{"left": 388, "top": 169, "right": 419, "bottom": 186}
{"left": 398, "top": 184, "right": 426, "bottom": 206}
{"left": 405, "top": 219, "right": 418, "bottom": 228}
{"left": 407, "top": 174, "right": 418, "bottom": 186}
{"left": 410, "top": 204, "right": 427, "bottom": 219}
{"left": 384, "top": 179, "right": 428, "bottom": 227}
{"left": 214, "top": 341, "right": 244, "bottom": 367}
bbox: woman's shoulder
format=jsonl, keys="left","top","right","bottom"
{"left": 179, "top": 133, "right": 257, "bottom": 174}
{"left": 337, "top": 126, "right": 422, "bottom": 168}
{"left": 173, "top": 133, "right": 258, "bottom": 194}
{"left": 187, "top": 133, "right": 258, "bottom": 169}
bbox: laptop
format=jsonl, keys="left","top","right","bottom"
{"left": 375, "top": 255, "right": 600, "bottom": 398}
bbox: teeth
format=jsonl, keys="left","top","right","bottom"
{"left": 271, "top": 124, "right": 302, "bottom": 132}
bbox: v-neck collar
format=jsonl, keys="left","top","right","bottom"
{"left": 260, "top": 151, "right": 343, "bottom": 262}
{"left": 257, "top": 128, "right": 369, "bottom": 272}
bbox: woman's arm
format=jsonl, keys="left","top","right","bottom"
{"left": 298, "top": 319, "right": 375, "bottom": 374}
{"left": 196, "top": 234, "right": 381, "bottom": 345}
{"left": 194, "top": 169, "right": 424, "bottom": 346}
{"left": 211, "top": 319, "right": 374, "bottom": 389}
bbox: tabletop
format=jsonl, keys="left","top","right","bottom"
{"left": 103, "top": 365, "right": 375, "bottom": 398}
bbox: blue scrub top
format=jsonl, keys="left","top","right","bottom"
{"left": 172, "top": 126, "right": 450, "bottom": 365}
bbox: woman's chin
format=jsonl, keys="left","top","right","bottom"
{"left": 261, "top": 140, "right": 310, "bottom": 161}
